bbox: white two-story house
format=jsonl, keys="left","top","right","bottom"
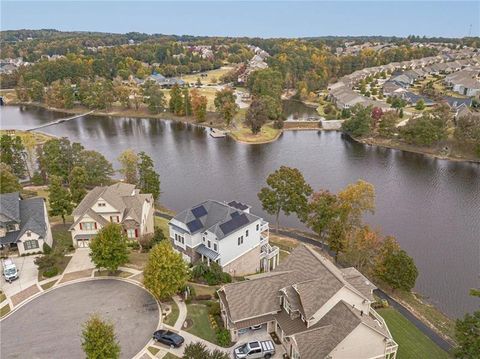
{"left": 0, "top": 192, "right": 53, "bottom": 255}
{"left": 70, "top": 183, "right": 154, "bottom": 247}
{"left": 169, "top": 200, "right": 279, "bottom": 276}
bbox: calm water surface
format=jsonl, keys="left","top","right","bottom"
{"left": 1, "top": 104, "right": 479, "bottom": 318}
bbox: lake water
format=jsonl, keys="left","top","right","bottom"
{"left": 1, "top": 104, "right": 479, "bottom": 318}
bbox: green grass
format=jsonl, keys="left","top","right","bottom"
{"left": 126, "top": 250, "right": 149, "bottom": 270}
{"left": 154, "top": 216, "right": 170, "bottom": 238}
{"left": 163, "top": 300, "right": 180, "bottom": 327}
{"left": 0, "top": 291, "right": 6, "bottom": 302}
{"left": 0, "top": 304, "right": 11, "bottom": 318}
{"left": 40, "top": 280, "right": 57, "bottom": 291}
{"left": 94, "top": 270, "right": 131, "bottom": 278}
{"left": 189, "top": 282, "right": 219, "bottom": 298}
{"left": 185, "top": 303, "right": 217, "bottom": 344}
{"left": 230, "top": 123, "right": 280, "bottom": 144}
{"left": 147, "top": 346, "right": 160, "bottom": 355}
{"left": 163, "top": 353, "right": 180, "bottom": 359}
{"left": 378, "top": 308, "right": 452, "bottom": 359}
{"left": 38, "top": 255, "right": 72, "bottom": 281}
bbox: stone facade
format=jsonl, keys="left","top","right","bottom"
{"left": 170, "top": 238, "right": 201, "bottom": 263}
{"left": 223, "top": 245, "right": 261, "bottom": 276}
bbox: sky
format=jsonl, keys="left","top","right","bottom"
{"left": 1, "top": 1, "right": 479, "bottom": 38}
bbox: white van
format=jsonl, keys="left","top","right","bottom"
{"left": 2, "top": 258, "right": 18, "bottom": 282}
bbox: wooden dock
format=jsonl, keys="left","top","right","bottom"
{"left": 26, "top": 110, "right": 94, "bottom": 131}
{"left": 210, "top": 129, "right": 227, "bottom": 138}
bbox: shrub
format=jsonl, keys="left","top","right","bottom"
{"left": 192, "top": 262, "right": 232, "bottom": 285}
{"left": 34, "top": 253, "right": 57, "bottom": 270}
{"left": 195, "top": 294, "right": 212, "bottom": 301}
{"left": 216, "top": 328, "right": 231, "bottom": 347}
{"left": 273, "top": 119, "right": 284, "bottom": 129}
{"left": 32, "top": 171, "right": 45, "bottom": 185}
{"left": 42, "top": 242, "right": 52, "bottom": 254}
{"left": 42, "top": 266, "right": 59, "bottom": 278}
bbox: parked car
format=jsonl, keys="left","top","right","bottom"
{"left": 153, "top": 330, "right": 184, "bottom": 348}
{"left": 2, "top": 258, "right": 18, "bottom": 282}
{"left": 234, "top": 340, "right": 275, "bottom": 359}
{"left": 250, "top": 324, "right": 263, "bottom": 330}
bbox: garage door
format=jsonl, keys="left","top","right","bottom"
{"left": 77, "top": 239, "right": 90, "bottom": 248}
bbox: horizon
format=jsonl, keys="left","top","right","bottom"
{"left": 1, "top": 1, "right": 479, "bottom": 38}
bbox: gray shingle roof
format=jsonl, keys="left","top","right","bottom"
{"left": 172, "top": 200, "right": 259, "bottom": 239}
{"left": 0, "top": 193, "right": 48, "bottom": 245}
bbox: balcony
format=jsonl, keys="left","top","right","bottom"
{"left": 260, "top": 220, "right": 269, "bottom": 233}
{"left": 260, "top": 243, "right": 279, "bottom": 260}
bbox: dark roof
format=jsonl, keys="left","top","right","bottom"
{"left": 0, "top": 192, "right": 21, "bottom": 223}
{"left": 172, "top": 200, "right": 260, "bottom": 239}
{"left": 196, "top": 243, "right": 220, "bottom": 261}
{"left": 227, "top": 201, "right": 249, "bottom": 211}
{"left": 0, "top": 194, "right": 48, "bottom": 245}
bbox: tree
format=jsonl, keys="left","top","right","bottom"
{"left": 377, "top": 248, "right": 418, "bottom": 291}
{"left": 337, "top": 180, "right": 375, "bottom": 230}
{"left": 79, "top": 150, "right": 114, "bottom": 186}
{"left": 341, "top": 226, "right": 383, "bottom": 276}
{"left": 69, "top": 166, "right": 88, "bottom": 205}
{"left": 89, "top": 223, "right": 129, "bottom": 272}
{"left": 190, "top": 89, "right": 208, "bottom": 123}
{"left": 42, "top": 138, "right": 84, "bottom": 182}
{"left": 415, "top": 98, "right": 425, "bottom": 110}
{"left": 378, "top": 111, "right": 399, "bottom": 138}
{"left": 27, "top": 79, "right": 45, "bottom": 102}
{"left": 341, "top": 105, "right": 373, "bottom": 137}
{"left": 0, "top": 163, "right": 21, "bottom": 193}
{"left": 0, "top": 135, "right": 27, "bottom": 178}
{"left": 214, "top": 88, "right": 238, "bottom": 126}
{"left": 143, "top": 80, "right": 166, "bottom": 114}
{"left": 48, "top": 175, "right": 72, "bottom": 224}
{"left": 245, "top": 97, "right": 269, "bottom": 134}
{"left": 169, "top": 84, "right": 184, "bottom": 115}
{"left": 182, "top": 87, "right": 192, "bottom": 116}
{"left": 258, "top": 166, "right": 313, "bottom": 232}
{"left": 143, "top": 241, "right": 190, "bottom": 300}
{"left": 455, "top": 291, "right": 480, "bottom": 358}
{"left": 247, "top": 69, "right": 284, "bottom": 100}
{"left": 400, "top": 109, "right": 448, "bottom": 146}
{"left": 81, "top": 314, "right": 120, "bottom": 359}
{"left": 118, "top": 149, "right": 138, "bottom": 184}
{"left": 15, "top": 75, "right": 29, "bottom": 102}
{"left": 138, "top": 151, "right": 160, "bottom": 201}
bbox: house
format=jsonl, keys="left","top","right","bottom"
{"left": 169, "top": 200, "right": 279, "bottom": 276}
{"left": 146, "top": 73, "right": 185, "bottom": 88}
{"left": 218, "top": 245, "right": 398, "bottom": 359}
{"left": 70, "top": 183, "right": 154, "bottom": 247}
{"left": 0, "top": 193, "right": 53, "bottom": 255}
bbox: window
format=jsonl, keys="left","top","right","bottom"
{"left": 208, "top": 240, "right": 211, "bottom": 248}
{"left": 202, "top": 236, "right": 205, "bottom": 242}
{"left": 6, "top": 223, "right": 17, "bottom": 232}
{"left": 24, "top": 240, "right": 39, "bottom": 250}
{"left": 238, "top": 236, "right": 244, "bottom": 246}
{"left": 175, "top": 234, "right": 184, "bottom": 244}
{"left": 82, "top": 222, "right": 96, "bottom": 231}
{"left": 26, "top": 231, "right": 31, "bottom": 237}
{"left": 127, "top": 229, "right": 138, "bottom": 238}
{"left": 246, "top": 230, "right": 249, "bottom": 237}
{"left": 110, "top": 216, "right": 119, "bottom": 223}
{"left": 98, "top": 202, "right": 106, "bottom": 207}
{"left": 256, "top": 224, "right": 259, "bottom": 231}
{"left": 214, "top": 243, "right": 217, "bottom": 251}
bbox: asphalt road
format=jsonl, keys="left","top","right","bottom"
{"left": 0, "top": 280, "right": 159, "bottom": 359}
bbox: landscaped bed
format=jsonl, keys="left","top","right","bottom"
{"left": 0, "top": 304, "right": 11, "bottom": 318}
{"left": 40, "top": 280, "right": 58, "bottom": 291}
{"left": 378, "top": 308, "right": 451, "bottom": 359}
{"left": 94, "top": 270, "right": 131, "bottom": 278}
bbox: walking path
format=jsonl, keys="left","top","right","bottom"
{"left": 172, "top": 295, "right": 187, "bottom": 330}
{"left": 26, "top": 110, "right": 94, "bottom": 131}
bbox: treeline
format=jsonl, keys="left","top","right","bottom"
{"left": 341, "top": 103, "right": 480, "bottom": 157}
{"left": 0, "top": 135, "right": 161, "bottom": 221}
{"left": 258, "top": 166, "right": 418, "bottom": 292}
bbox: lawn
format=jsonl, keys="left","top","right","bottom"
{"left": 94, "top": 270, "right": 131, "bottom": 278}
{"left": 126, "top": 250, "right": 149, "bottom": 270}
{"left": 163, "top": 300, "right": 180, "bottom": 327}
{"left": 378, "top": 308, "right": 452, "bottom": 359}
{"left": 154, "top": 215, "right": 170, "bottom": 237}
{"left": 0, "top": 291, "right": 6, "bottom": 302}
{"left": 40, "top": 280, "right": 57, "bottom": 291}
{"left": 147, "top": 346, "right": 160, "bottom": 355}
{"left": 38, "top": 254, "right": 72, "bottom": 281}
{"left": 230, "top": 123, "right": 280, "bottom": 144}
{"left": 181, "top": 66, "right": 234, "bottom": 85}
{"left": 189, "top": 282, "right": 219, "bottom": 297}
{"left": 0, "top": 304, "right": 11, "bottom": 318}
{"left": 163, "top": 353, "right": 180, "bottom": 359}
{"left": 185, "top": 303, "right": 217, "bottom": 344}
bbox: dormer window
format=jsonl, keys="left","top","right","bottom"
{"left": 98, "top": 202, "right": 106, "bottom": 207}
{"left": 26, "top": 231, "right": 31, "bottom": 237}
{"left": 6, "top": 223, "right": 17, "bottom": 232}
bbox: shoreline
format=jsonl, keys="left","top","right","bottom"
{"left": 4, "top": 102, "right": 479, "bottom": 163}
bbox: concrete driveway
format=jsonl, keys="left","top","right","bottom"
{"left": 1, "top": 255, "right": 39, "bottom": 297}
{"left": 64, "top": 248, "right": 94, "bottom": 273}
{"left": 235, "top": 327, "right": 286, "bottom": 358}
{"left": 0, "top": 279, "right": 159, "bottom": 359}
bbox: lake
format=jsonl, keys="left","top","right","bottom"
{"left": 1, "top": 104, "right": 479, "bottom": 318}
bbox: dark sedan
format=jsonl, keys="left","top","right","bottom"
{"left": 153, "top": 330, "right": 185, "bottom": 348}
